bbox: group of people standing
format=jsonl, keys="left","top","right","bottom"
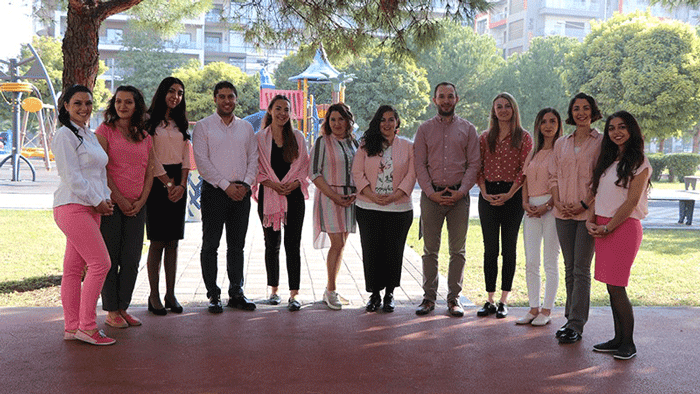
{"left": 53, "top": 79, "right": 650, "bottom": 361}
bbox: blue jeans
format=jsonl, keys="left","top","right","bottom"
{"left": 200, "top": 181, "right": 250, "bottom": 299}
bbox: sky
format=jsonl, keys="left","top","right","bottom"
{"left": 0, "top": 1, "right": 34, "bottom": 61}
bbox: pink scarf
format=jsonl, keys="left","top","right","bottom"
{"left": 253, "top": 127, "right": 309, "bottom": 231}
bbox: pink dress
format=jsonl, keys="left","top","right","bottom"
{"left": 594, "top": 157, "right": 651, "bottom": 287}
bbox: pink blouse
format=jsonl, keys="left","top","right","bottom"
{"left": 96, "top": 123, "right": 152, "bottom": 200}
{"left": 549, "top": 129, "right": 602, "bottom": 221}
{"left": 152, "top": 121, "right": 191, "bottom": 177}
{"left": 524, "top": 149, "right": 553, "bottom": 197}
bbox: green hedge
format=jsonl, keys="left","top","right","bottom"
{"left": 647, "top": 153, "right": 666, "bottom": 182}
{"left": 665, "top": 153, "right": 700, "bottom": 182}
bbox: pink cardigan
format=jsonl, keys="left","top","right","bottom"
{"left": 253, "top": 127, "right": 309, "bottom": 230}
{"left": 352, "top": 136, "right": 416, "bottom": 205}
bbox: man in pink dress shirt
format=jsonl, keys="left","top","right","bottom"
{"left": 192, "top": 81, "right": 258, "bottom": 314}
{"left": 413, "top": 82, "right": 481, "bottom": 317}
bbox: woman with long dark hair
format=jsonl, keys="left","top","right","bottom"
{"left": 309, "top": 103, "right": 358, "bottom": 310}
{"left": 516, "top": 108, "right": 562, "bottom": 326}
{"left": 53, "top": 84, "right": 115, "bottom": 345}
{"left": 96, "top": 85, "right": 154, "bottom": 328}
{"left": 253, "top": 95, "right": 309, "bottom": 312}
{"left": 587, "top": 111, "right": 650, "bottom": 360}
{"left": 144, "top": 77, "right": 191, "bottom": 315}
{"left": 476, "top": 92, "right": 532, "bottom": 319}
{"left": 352, "top": 105, "right": 415, "bottom": 313}
{"left": 549, "top": 92, "right": 603, "bottom": 344}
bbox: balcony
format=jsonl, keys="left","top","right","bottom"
{"left": 544, "top": 0, "right": 599, "bottom": 12}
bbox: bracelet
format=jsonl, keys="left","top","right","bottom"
{"left": 603, "top": 225, "right": 609, "bottom": 233}
{"left": 580, "top": 200, "right": 589, "bottom": 210}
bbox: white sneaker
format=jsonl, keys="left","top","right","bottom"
{"left": 323, "top": 289, "right": 342, "bottom": 310}
{"left": 515, "top": 312, "right": 537, "bottom": 325}
{"left": 531, "top": 314, "right": 552, "bottom": 326}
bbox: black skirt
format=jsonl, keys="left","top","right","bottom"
{"left": 146, "top": 163, "right": 187, "bottom": 241}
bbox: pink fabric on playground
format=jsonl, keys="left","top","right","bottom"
{"left": 54, "top": 204, "right": 111, "bottom": 332}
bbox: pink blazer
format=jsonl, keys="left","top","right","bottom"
{"left": 352, "top": 137, "right": 416, "bottom": 205}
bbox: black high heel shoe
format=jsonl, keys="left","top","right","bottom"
{"left": 148, "top": 298, "right": 167, "bottom": 316}
{"left": 164, "top": 297, "right": 183, "bottom": 314}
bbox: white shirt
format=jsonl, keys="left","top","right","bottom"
{"left": 192, "top": 112, "right": 258, "bottom": 190}
{"left": 53, "top": 123, "right": 111, "bottom": 208}
{"left": 595, "top": 157, "right": 651, "bottom": 220}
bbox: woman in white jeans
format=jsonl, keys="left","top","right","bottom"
{"left": 517, "top": 108, "right": 562, "bottom": 326}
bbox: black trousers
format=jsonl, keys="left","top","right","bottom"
{"left": 478, "top": 181, "right": 524, "bottom": 293}
{"left": 200, "top": 181, "right": 250, "bottom": 299}
{"left": 257, "top": 188, "right": 305, "bottom": 290}
{"left": 356, "top": 206, "right": 413, "bottom": 293}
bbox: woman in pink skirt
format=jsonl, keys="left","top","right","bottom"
{"left": 586, "top": 111, "right": 651, "bottom": 361}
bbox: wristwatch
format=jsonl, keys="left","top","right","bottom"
{"left": 165, "top": 181, "right": 173, "bottom": 189}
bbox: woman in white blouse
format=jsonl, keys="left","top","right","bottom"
{"left": 53, "top": 84, "right": 115, "bottom": 345}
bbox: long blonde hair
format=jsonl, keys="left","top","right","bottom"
{"left": 487, "top": 92, "right": 524, "bottom": 153}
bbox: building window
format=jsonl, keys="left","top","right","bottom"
{"left": 564, "top": 21, "right": 585, "bottom": 38}
{"left": 105, "top": 28, "right": 122, "bottom": 45}
{"left": 228, "top": 57, "right": 246, "bottom": 71}
{"left": 206, "top": 5, "right": 223, "bottom": 22}
{"left": 476, "top": 19, "right": 487, "bottom": 35}
{"left": 205, "top": 33, "right": 222, "bottom": 52}
{"left": 511, "top": 0, "right": 524, "bottom": 14}
{"left": 509, "top": 19, "right": 524, "bottom": 40}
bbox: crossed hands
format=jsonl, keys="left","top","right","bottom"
{"left": 366, "top": 190, "right": 406, "bottom": 206}
{"left": 95, "top": 199, "right": 114, "bottom": 216}
{"left": 482, "top": 192, "right": 512, "bottom": 206}
{"left": 522, "top": 202, "right": 549, "bottom": 218}
{"left": 267, "top": 180, "right": 301, "bottom": 196}
{"left": 585, "top": 221, "right": 609, "bottom": 238}
{"left": 556, "top": 202, "right": 586, "bottom": 219}
{"left": 225, "top": 183, "right": 249, "bottom": 201}
{"left": 429, "top": 189, "right": 465, "bottom": 206}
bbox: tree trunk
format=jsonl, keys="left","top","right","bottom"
{"left": 62, "top": 0, "right": 143, "bottom": 91}
{"left": 658, "top": 138, "right": 665, "bottom": 153}
{"left": 693, "top": 127, "right": 700, "bottom": 154}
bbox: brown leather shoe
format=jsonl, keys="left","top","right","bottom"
{"left": 448, "top": 299, "right": 464, "bottom": 317}
{"left": 415, "top": 299, "right": 435, "bottom": 316}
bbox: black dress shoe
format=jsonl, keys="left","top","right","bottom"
{"left": 496, "top": 302, "right": 508, "bottom": 319}
{"left": 558, "top": 328, "right": 582, "bottom": 344}
{"left": 448, "top": 299, "right": 464, "bottom": 317}
{"left": 148, "top": 298, "right": 167, "bottom": 316}
{"left": 164, "top": 297, "right": 183, "bottom": 314}
{"left": 476, "top": 302, "right": 497, "bottom": 317}
{"left": 382, "top": 293, "right": 395, "bottom": 313}
{"left": 366, "top": 293, "right": 382, "bottom": 312}
{"left": 208, "top": 296, "right": 223, "bottom": 314}
{"left": 227, "top": 294, "right": 256, "bottom": 311}
{"left": 415, "top": 299, "right": 435, "bottom": 316}
{"left": 593, "top": 339, "right": 620, "bottom": 353}
{"left": 613, "top": 344, "right": 637, "bottom": 360}
{"left": 555, "top": 325, "right": 568, "bottom": 338}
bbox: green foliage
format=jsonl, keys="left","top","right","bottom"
{"left": 647, "top": 153, "right": 667, "bottom": 182}
{"left": 665, "top": 152, "right": 700, "bottom": 181}
{"left": 482, "top": 36, "right": 579, "bottom": 133}
{"left": 172, "top": 61, "right": 260, "bottom": 122}
{"left": 228, "top": 0, "right": 491, "bottom": 59}
{"left": 564, "top": 12, "right": 700, "bottom": 142}
{"left": 117, "top": 24, "right": 189, "bottom": 101}
{"left": 128, "top": 0, "right": 212, "bottom": 38}
{"left": 415, "top": 20, "right": 504, "bottom": 131}
{"left": 343, "top": 49, "right": 431, "bottom": 137}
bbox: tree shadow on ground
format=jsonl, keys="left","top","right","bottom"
{"left": 0, "top": 275, "right": 62, "bottom": 294}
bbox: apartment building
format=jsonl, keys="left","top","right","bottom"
{"left": 38, "top": 0, "right": 292, "bottom": 91}
{"left": 475, "top": 0, "right": 700, "bottom": 57}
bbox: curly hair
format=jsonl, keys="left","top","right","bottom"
{"left": 103, "top": 85, "right": 147, "bottom": 142}
{"left": 592, "top": 111, "right": 647, "bottom": 195}
{"left": 322, "top": 102, "right": 355, "bottom": 139}
{"left": 361, "top": 105, "right": 400, "bottom": 157}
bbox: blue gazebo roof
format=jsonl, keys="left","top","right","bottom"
{"left": 288, "top": 44, "right": 340, "bottom": 83}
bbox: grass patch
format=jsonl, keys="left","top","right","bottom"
{"left": 406, "top": 218, "right": 700, "bottom": 307}
{"left": 0, "top": 210, "right": 64, "bottom": 306}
